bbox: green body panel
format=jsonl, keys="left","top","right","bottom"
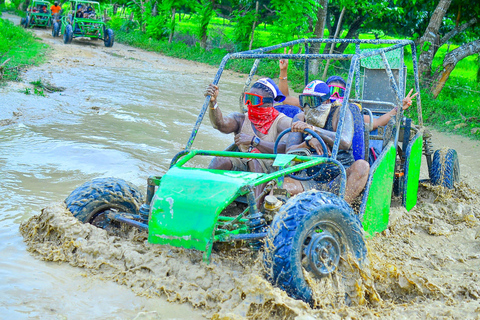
{"left": 403, "top": 133, "right": 423, "bottom": 211}
{"left": 148, "top": 166, "right": 263, "bottom": 252}
{"left": 362, "top": 142, "right": 396, "bottom": 237}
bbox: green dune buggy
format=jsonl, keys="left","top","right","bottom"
{"left": 60, "top": 0, "right": 114, "bottom": 47}
{"left": 64, "top": 39, "right": 459, "bottom": 304}
{"left": 21, "top": 0, "right": 52, "bottom": 29}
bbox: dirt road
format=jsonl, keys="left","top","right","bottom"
{"left": 4, "top": 12, "right": 480, "bottom": 320}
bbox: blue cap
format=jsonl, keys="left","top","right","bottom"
{"left": 303, "top": 80, "right": 330, "bottom": 99}
{"left": 255, "top": 78, "right": 286, "bottom": 102}
{"left": 326, "top": 75, "right": 346, "bottom": 87}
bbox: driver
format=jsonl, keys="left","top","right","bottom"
{"left": 204, "top": 78, "right": 292, "bottom": 174}
{"left": 284, "top": 80, "right": 370, "bottom": 205}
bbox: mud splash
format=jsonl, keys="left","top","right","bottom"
{"left": 20, "top": 181, "right": 480, "bottom": 319}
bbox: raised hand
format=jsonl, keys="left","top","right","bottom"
{"left": 279, "top": 47, "right": 292, "bottom": 71}
{"left": 402, "top": 88, "right": 419, "bottom": 110}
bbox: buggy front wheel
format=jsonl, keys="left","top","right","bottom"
{"left": 63, "top": 24, "right": 73, "bottom": 44}
{"left": 263, "top": 190, "right": 368, "bottom": 305}
{"left": 65, "top": 177, "right": 144, "bottom": 233}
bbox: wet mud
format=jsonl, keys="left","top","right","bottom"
{"left": 20, "top": 181, "right": 480, "bottom": 319}
{"left": 3, "top": 12, "right": 480, "bottom": 319}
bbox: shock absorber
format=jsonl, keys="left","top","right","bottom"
{"left": 423, "top": 129, "right": 434, "bottom": 173}
{"left": 245, "top": 188, "right": 267, "bottom": 251}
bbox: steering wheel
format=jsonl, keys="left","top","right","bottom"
{"left": 274, "top": 127, "right": 329, "bottom": 181}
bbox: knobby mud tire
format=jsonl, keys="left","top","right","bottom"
{"left": 63, "top": 24, "right": 73, "bottom": 44}
{"left": 263, "top": 190, "right": 368, "bottom": 305}
{"left": 430, "top": 148, "right": 460, "bottom": 189}
{"left": 104, "top": 28, "right": 114, "bottom": 47}
{"left": 52, "top": 21, "right": 60, "bottom": 37}
{"left": 65, "top": 177, "right": 144, "bottom": 230}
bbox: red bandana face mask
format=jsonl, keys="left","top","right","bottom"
{"left": 247, "top": 104, "right": 279, "bottom": 135}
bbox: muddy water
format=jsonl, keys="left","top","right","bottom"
{"left": 3, "top": 13, "right": 480, "bottom": 319}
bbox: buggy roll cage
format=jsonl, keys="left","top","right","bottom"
{"left": 171, "top": 38, "right": 423, "bottom": 167}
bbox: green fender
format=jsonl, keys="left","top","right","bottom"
{"left": 148, "top": 166, "right": 263, "bottom": 252}
{"left": 360, "top": 141, "right": 396, "bottom": 237}
{"left": 403, "top": 132, "right": 423, "bottom": 211}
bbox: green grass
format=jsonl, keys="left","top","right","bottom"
{"left": 0, "top": 17, "right": 49, "bottom": 82}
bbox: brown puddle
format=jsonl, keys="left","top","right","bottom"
{"left": 19, "top": 181, "right": 480, "bottom": 319}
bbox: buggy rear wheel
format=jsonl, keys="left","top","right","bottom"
{"left": 263, "top": 190, "right": 368, "bottom": 305}
{"left": 430, "top": 148, "right": 460, "bottom": 189}
{"left": 65, "top": 178, "right": 144, "bottom": 232}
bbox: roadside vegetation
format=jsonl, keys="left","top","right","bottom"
{"left": 0, "top": 0, "right": 479, "bottom": 138}
{"left": 0, "top": 13, "right": 48, "bottom": 82}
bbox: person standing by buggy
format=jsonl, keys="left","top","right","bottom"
{"left": 204, "top": 78, "right": 292, "bottom": 174}
{"left": 284, "top": 80, "right": 370, "bottom": 205}
{"left": 50, "top": 1, "right": 61, "bottom": 15}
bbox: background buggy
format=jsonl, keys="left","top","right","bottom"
{"left": 21, "top": 0, "right": 52, "bottom": 29}
{"left": 60, "top": 0, "right": 114, "bottom": 47}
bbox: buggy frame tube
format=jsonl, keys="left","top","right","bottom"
{"left": 380, "top": 51, "right": 403, "bottom": 150}
{"left": 239, "top": 58, "right": 261, "bottom": 112}
{"left": 171, "top": 149, "right": 346, "bottom": 197}
{"left": 410, "top": 43, "right": 423, "bottom": 126}
{"left": 179, "top": 39, "right": 417, "bottom": 161}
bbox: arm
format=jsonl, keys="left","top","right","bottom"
{"left": 369, "top": 89, "right": 419, "bottom": 130}
{"left": 286, "top": 113, "right": 307, "bottom": 153}
{"left": 205, "top": 84, "right": 242, "bottom": 134}
{"left": 278, "top": 48, "right": 301, "bottom": 107}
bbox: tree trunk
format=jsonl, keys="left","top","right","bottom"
{"left": 322, "top": 7, "right": 345, "bottom": 78}
{"left": 418, "top": 0, "right": 452, "bottom": 79}
{"left": 334, "top": 15, "right": 366, "bottom": 54}
{"left": 310, "top": 0, "right": 328, "bottom": 75}
{"left": 432, "top": 39, "right": 480, "bottom": 98}
{"left": 168, "top": 7, "right": 176, "bottom": 43}
{"left": 248, "top": 1, "right": 259, "bottom": 50}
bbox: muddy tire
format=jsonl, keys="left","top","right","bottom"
{"left": 263, "top": 190, "right": 368, "bottom": 305}
{"left": 65, "top": 178, "right": 144, "bottom": 230}
{"left": 104, "top": 28, "right": 114, "bottom": 47}
{"left": 63, "top": 24, "right": 73, "bottom": 44}
{"left": 430, "top": 148, "right": 460, "bottom": 189}
{"left": 24, "top": 16, "right": 30, "bottom": 28}
{"left": 52, "top": 21, "right": 60, "bottom": 37}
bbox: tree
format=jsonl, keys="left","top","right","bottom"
{"left": 270, "top": 0, "right": 318, "bottom": 43}
{"left": 416, "top": 0, "right": 479, "bottom": 97}
{"left": 309, "top": 0, "right": 328, "bottom": 75}
{"left": 194, "top": 0, "right": 214, "bottom": 49}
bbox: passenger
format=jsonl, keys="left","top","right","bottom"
{"left": 204, "top": 78, "right": 292, "bottom": 202}
{"left": 325, "top": 75, "right": 418, "bottom": 130}
{"left": 41, "top": 5, "right": 48, "bottom": 13}
{"left": 50, "top": 2, "right": 62, "bottom": 15}
{"left": 75, "top": 5, "right": 83, "bottom": 18}
{"left": 283, "top": 80, "right": 370, "bottom": 205}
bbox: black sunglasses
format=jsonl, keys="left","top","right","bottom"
{"left": 299, "top": 94, "right": 330, "bottom": 108}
